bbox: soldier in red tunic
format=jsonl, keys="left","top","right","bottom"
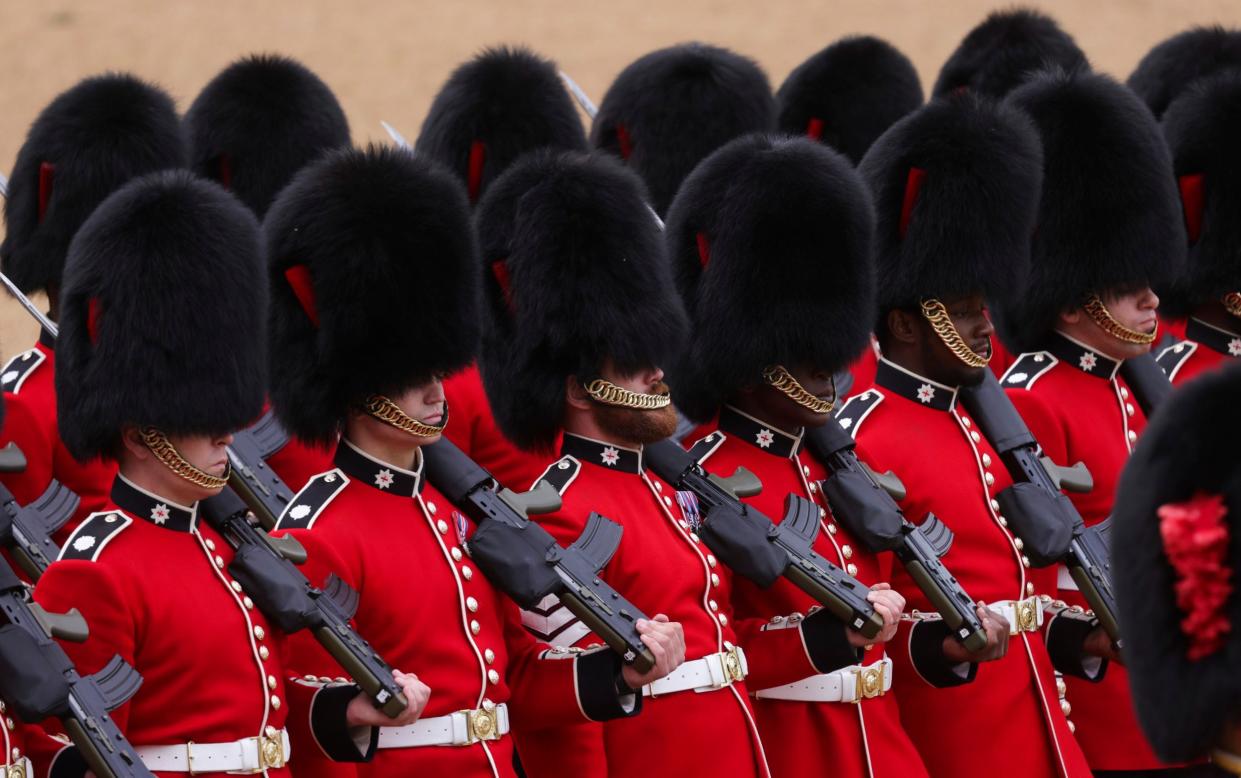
{"left": 265, "top": 146, "right": 683, "bottom": 778}
{"left": 846, "top": 93, "right": 1111, "bottom": 778}
{"left": 1114, "top": 364, "right": 1241, "bottom": 776}
{"left": 996, "top": 70, "right": 1193, "bottom": 775}
{"left": 418, "top": 46, "right": 589, "bottom": 488}
{"left": 30, "top": 170, "right": 413, "bottom": 777}
{"left": 474, "top": 147, "right": 903, "bottom": 778}
{"left": 0, "top": 74, "right": 184, "bottom": 534}
{"left": 182, "top": 54, "right": 353, "bottom": 492}
{"left": 664, "top": 132, "right": 927, "bottom": 778}
{"left": 1152, "top": 74, "right": 1241, "bottom": 385}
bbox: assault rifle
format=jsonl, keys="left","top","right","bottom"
{"left": 0, "top": 444, "right": 78, "bottom": 579}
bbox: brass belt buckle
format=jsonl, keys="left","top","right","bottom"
{"left": 464, "top": 701, "right": 500, "bottom": 744}
{"left": 1014, "top": 598, "right": 1039, "bottom": 635}
{"left": 7, "top": 760, "right": 26, "bottom": 778}
{"left": 257, "top": 727, "right": 286, "bottom": 771}
{"left": 722, "top": 646, "right": 746, "bottom": 685}
{"left": 851, "top": 663, "right": 886, "bottom": 703}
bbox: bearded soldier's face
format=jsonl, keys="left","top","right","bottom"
{"left": 590, "top": 363, "right": 679, "bottom": 446}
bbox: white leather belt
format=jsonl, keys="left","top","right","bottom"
{"left": 993, "top": 596, "right": 1045, "bottom": 635}
{"left": 378, "top": 702, "right": 509, "bottom": 748}
{"left": 4, "top": 757, "right": 32, "bottom": 778}
{"left": 754, "top": 657, "right": 893, "bottom": 703}
{"left": 135, "top": 728, "right": 289, "bottom": 773}
{"left": 643, "top": 645, "right": 747, "bottom": 697}
{"left": 1057, "top": 565, "right": 1079, "bottom": 591}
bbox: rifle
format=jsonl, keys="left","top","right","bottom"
{"left": 1119, "top": 353, "right": 1172, "bottom": 417}
{"left": 644, "top": 439, "right": 884, "bottom": 638}
{"left": 0, "top": 553, "right": 152, "bottom": 777}
{"left": 421, "top": 438, "right": 656, "bottom": 672}
{"left": 805, "top": 419, "right": 988, "bottom": 652}
{"left": 200, "top": 488, "right": 409, "bottom": 717}
{"left": 226, "top": 410, "right": 296, "bottom": 530}
{"left": 0, "top": 444, "right": 78, "bottom": 579}
{"left": 958, "top": 372, "right": 1120, "bottom": 646}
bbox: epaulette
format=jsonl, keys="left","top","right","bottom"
{"left": 1155, "top": 340, "right": 1197, "bottom": 381}
{"left": 834, "top": 389, "right": 884, "bottom": 437}
{"left": 275, "top": 469, "right": 349, "bottom": 530}
{"left": 0, "top": 348, "right": 46, "bottom": 394}
{"left": 686, "top": 430, "right": 726, "bottom": 465}
{"left": 533, "top": 455, "right": 581, "bottom": 496}
{"left": 1000, "top": 351, "right": 1058, "bottom": 390}
{"left": 58, "top": 511, "right": 132, "bottom": 562}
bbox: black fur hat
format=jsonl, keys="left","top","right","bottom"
{"left": 1113, "top": 363, "right": 1241, "bottom": 762}
{"left": 1158, "top": 73, "right": 1241, "bottom": 317}
{"left": 858, "top": 94, "right": 1042, "bottom": 316}
{"left": 999, "top": 70, "right": 1185, "bottom": 351}
{"left": 55, "top": 170, "right": 266, "bottom": 461}
{"left": 475, "top": 150, "right": 688, "bottom": 451}
{"left": 665, "top": 134, "right": 875, "bottom": 422}
{"left": 416, "top": 46, "right": 587, "bottom": 204}
{"left": 590, "top": 42, "right": 775, "bottom": 216}
{"left": 1, "top": 73, "right": 186, "bottom": 295}
{"left": 933, "top": 8, "right": 1089, "bottom": 99}
{"left": 1129, "top": 26, "right": 1241, "bottom": 119}
{"left": 184, "top": 54, "right": 350, "bottom": 219}
{"left": 777, "top": 36, "right": 924, "bottom": 164}
{"left": 264, "top": 146, "right": 479, "bottom": 446}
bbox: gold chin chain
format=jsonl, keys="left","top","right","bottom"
{"left": 583, "top": 379, "right": 672, "bottom": 410}
{"left": 920, "top": 299, "right": 991, "bottom": 368}
{"left": 364, "top": 395, "right": 449, "bottom": 439}
{"left": 140, "top": 427, "right": 230, "bottom": 490}
{"left": 1212, "top": 748, "right": 1241, "bottom": 777}
{"left": 1083, "top": 294, "right": 1156, "bottom": 345}
{"left": 1223, "top": 292, "right": 1241, "bottom": 318}
{"left": 762, "top": 365, "right": 834, "bottom": 414}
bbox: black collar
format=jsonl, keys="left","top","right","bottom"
{"left": 562, "top": 433, "right": 643, "bottom": 474}
{"left": 874, "top": 358, "right": 956, "bottom": 412}
{"left": 38, "top": 327, "right": 55, "bottom": 350}
{"left": 1048, "top": 332, "right": 1121, "bottom": 379}
{"left": 112, "top": 475, "right": 198, "bottom": 532}
{"left": 718, "top": 406, "right": 802, "bottom": 459}
{"left": 1187, "top": 318, "right": 1241, "bottom": 358}
{"left": 334, "top": 439, "right": 424, "bottom": 496}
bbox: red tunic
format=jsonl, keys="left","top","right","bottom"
{"left": 0, "top": 336, "right": 116, "bottom": 540}
{"left": 1155, "top": 317, "right": 1240, "bottom": 387}
{"left": 847, "top": 358, "right": 1091, "bottom": 778}
{"left": 265, "top": 436, "right": 335, "bottom": 494}
{"left": 442, "top": 365, "right": 555, "bottom": 491}
{"left": 33, "top": 474, "right": 358, "bottom": 777}
{"left": 275, "top": 439, "right": 634, "bottom": 778}
{"left": 687, "top": 406, "right": 928, "bottom": 778}
{"left": 1003, "top": 334, "right": 1171, "bottom": 771}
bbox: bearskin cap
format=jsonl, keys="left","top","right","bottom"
{"left": 1129, "top": 26, "right": 1241, "bottom": 119}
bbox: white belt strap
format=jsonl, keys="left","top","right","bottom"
{"left": 4, "top": 757, "right": 32, "bottom": 778}
{"left": 754, "top": 657, "right": 893, "bottom": 703}
{"left": 993, "top": 596, "right": 1045, "bottom": 635}
{"left": 643, "top": 645, "right": 748, "bottom": 697}
{"left": 1057, "top": 565, "right": 1080, "bottom": 591}
{"left": 135, "top": 728, "right": 289, "bottom": 773}
{"left": 378, "top": 702, "right": 509, "bottom": 749}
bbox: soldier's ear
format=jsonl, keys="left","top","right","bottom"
{"left": 886, "top": 308, "right": 919, "bottom": 345}
{"left": 118, "top": 426, "right": 150, "bottom": 462}
{"left": 1058, "top": 306, "right": 1083, "bottom": 327}
{"left": 565, "top": 376, "right": 594, "bottom": 411}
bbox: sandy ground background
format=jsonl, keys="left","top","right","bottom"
{"left": 2, "top": 0, "right": 1240, "bottom": 361}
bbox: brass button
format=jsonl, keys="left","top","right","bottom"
{"left": 243, "top": 596, "right": 254, "bottom": 610}
{"left": 232, "top": 581, "right": 243, "bottom": 593}
{"left": 846, "top": 563, "right": 858, "bottom": 576}
{"left": 1026, "top": 582, "right": 1035, "bottom": 596}
{"left": 708, "top": 600, "right": 718, "bottom": 612}
{"left": 1120, "top": 386, "right": 1130, "bottom": 399}
{"left": 462, "top": 566, "right": 474, "bottom": 580}
{"left": 663, "top": 496, "right": 673, "bottom": 507}
{"left": 710, "top": 573, "right": 720, "bottom": 587}
{"left": 427, "top": 502, "right": 438, "bottom": 515}
{"left": 1128, "top": 430, "right": 1137, "bottom": 443}
{"left": 214, "top": 555, "right": 225, "bottom": 569}
{"left": 451, "top": 547, "right": 463, "bottom": 561}
{"left": 1125, "top": 404, "right": 1135, "bottom": 417}
{"left": 802, "top": 465, "right": 811, "bottom": 477}
{"left": 819, "top": 508, "right": 827, "bottom": 519}
{"left": 1021, "top": 556, "right": 1031, "bottom": 568}
{"left": 205, "top": 539, "right": 216, "bottom": 551}
{"left": 485, "top": 648, "right": 495, "bottom": 664}
{"left": 1060, "top": 700, "right": 1072, "bottom": 716}
{"left": 1014, "top": 538, "right": 1024, "bottom": 551}
{"left": 842, "top": 545, "right": 853, "bottom": 559}
{"left": 1056, "top": 678, "right": 1068, "bottom": 696}
{"left": 970, "top": 431, "right": 981, "bottom": 443}
{"left": 437, "top": 520, "right": 449, "bottom": 534}
{"left": 689, "top": 532, "right": 700, "bottom": 543}
{"left": 808, "top": 483, "right": 817, "bottom": 494}
{"left": 259, "top": 646, "right": 270, "bottom": 660}
{"left": 267, "top": 675, "right": 278, "bottom": 690}
{"left": 961, "top": 417, "right": 972, "bottom": 428}
{"left": 984, "top": 472, "right": 995, "bottom": 486}
{"left": 998, "top": 517, "right": 1009, "bottom": 527}
{"left": 717, "top": 614, "right": 728, "bottom": 626}
{"left": 271, "top": 695, "right": 281, "bottom": 710}
{"left": 467, "top": 596, "right": 479, "bottom": 613}
{"left": 470, "top": 620, "right": 481, "bottom": 635}
{"left": 827, "top": 524, "right": 838, "bottom": 535}
{"left": 488, "top": 669, "right": 500, "bottom": 685}
{"left": 981, "top": 454, "right": 992, "bottom": 467}
{"left": 254, "top": 626, "right": 266, "bottom": 641}
{"left": 654, "top": 481, "right": 663, "bottom": 492}
{"left": 707, "top": 555, "right": 717, "bottom": 568}
{"left": 990, "top": 499, "right": 1000, "bottom": 512}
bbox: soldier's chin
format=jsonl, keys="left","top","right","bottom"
{"left": 593, "top": 402, "right": 679, "bottom": 445}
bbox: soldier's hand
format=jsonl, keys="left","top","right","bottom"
{"left": 621, "top": 614, "right": 686, "bottom": 689}
{"left": 847, "top": 583, "right": 905, "bottom": 647}
{"left": 346, "top": 670, "right": 432, "bottom": 727}
{"left": 1083, "top": 625, "right": 1123, "bottom": 665}
{"left": 942, "top": 601, "right": 1011, "bottom": 664}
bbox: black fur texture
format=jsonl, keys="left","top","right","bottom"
{"left": 665, "top": 134, "right": 876, "bottom": 422}
{"left": 1113, "top": 363, "right": 1241, "bottom": 762}
{"left": 55, "top": 171, "right": 266, "bottom": 460}
{"left": 1129, "top": 26, "right": 1241, "bottom": 119}
{"left": 858, "top": 94, "right": 1042, "bottom": 315}
{"left": 1159, "top": 73, "right": 1241, "bottom": 316}
{"left": 932, "top": 8, "right": 1089, "bottom": 99}
{"left": 416, "top": 46, "right": 587, "bottom": 202}
{"left": 999, "top": 70, "right": 1186, "bottom": 351}
{"left": 1, "top": 73, "right": 186, "bottom": 294}
{"left": 264, "top": 146, "right": 479, "bottom": 445}
{"left": 777, "top": 36, "right": 924, "bottom": 164}
{"left": 184, "top": 54, "right": 350, "bottom": 219}
{"left": 590, "top": 42, "right": 775, "bottom": 217}
{"left": 475, "top": 150, "right": 688, "bottom": 451}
